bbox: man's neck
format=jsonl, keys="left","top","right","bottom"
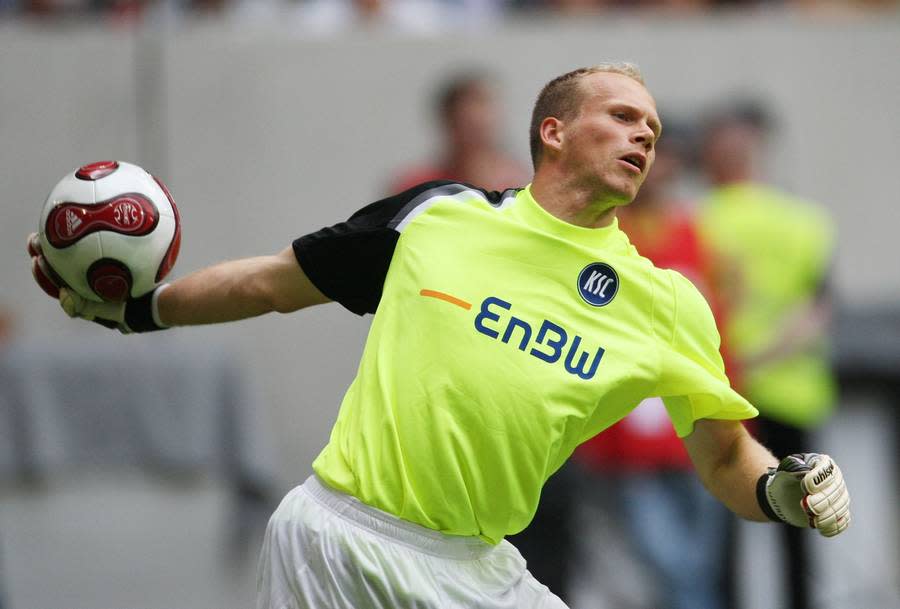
{"left": 530, "top": 171, "right": 620, "bottom": 229}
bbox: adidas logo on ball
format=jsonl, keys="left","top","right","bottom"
{"left": 65, "top": 209, "right": 82, "bottom": 237}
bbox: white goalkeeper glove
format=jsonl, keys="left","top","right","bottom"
{"left": 59, "top": 287, "right": 128, "bottom": 331}
{"left": 757, "top": 453, "right": 851, "bottom": 537}
{"left": 28, "top": 232, "right": 168, "bottom": 333}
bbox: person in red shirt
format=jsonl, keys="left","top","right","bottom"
{"left": 390, "top": 70, "right": 530, "bottom": 194}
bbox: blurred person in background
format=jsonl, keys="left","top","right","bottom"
{"left": 390, "top": 70, "right": 530, "bottom": 193}
{"left": 698, "top": 101, "right": 837, "bottom": 609}
{"left": 571, "top": 121, "right": 732, "bottom": 609}
{"left": 29, "top": 65, "right": 852, "bottom": 609}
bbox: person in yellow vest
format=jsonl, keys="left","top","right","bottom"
{"left": 698, "top": 102, "right": 837, "bottom": 609}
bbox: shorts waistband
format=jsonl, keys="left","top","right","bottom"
{"left": 301, "top": 475, "right": 495, "bottom": 560}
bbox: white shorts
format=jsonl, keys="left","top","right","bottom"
{"left": 257, "top": 476, "right": 567, "bottom": 609}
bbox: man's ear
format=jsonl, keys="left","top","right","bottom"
{"left": 540, "top": 117, "right": 565, "bottom": 157}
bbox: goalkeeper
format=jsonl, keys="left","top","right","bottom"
{"left": 28, "top": 63, "right": 850, "bottom": 609}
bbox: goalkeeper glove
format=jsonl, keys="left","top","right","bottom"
{"left": 58, "top": 285, "right": 169, "bottom": 333}
{"left": 757, "top": 452, "right": 851, "bottom": 537}
{"left": 28, "top": 232, "right": 169, "bottom": 333}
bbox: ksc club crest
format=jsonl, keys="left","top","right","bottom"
{"left": 577, "top": 262, "right": 619, "bottom": 307}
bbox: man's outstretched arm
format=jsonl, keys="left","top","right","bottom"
{"left": 156, "top": 247, "right": 330, "bottom": 326}
{"left": 29, "top": 234, "right": 330, "bottom": 330}
{"left": 683, "top": 419, "right": 851, "bottom": 536}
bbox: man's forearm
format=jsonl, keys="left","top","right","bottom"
{"left": 157, "top": 248, "right": 329, "bottom": 327}
{"left": 707, "top": 430, "right": 778, "bottom": 521}
{"left": 685, "top": 420, "right": 778, "bottom": 521}
{"left": 157, "top": 257, "right": 281, "bottom": 326}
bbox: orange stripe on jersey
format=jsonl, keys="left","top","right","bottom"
{"left": 419, "top": 289, "right": 472, "bottom": 310}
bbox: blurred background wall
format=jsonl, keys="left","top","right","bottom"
{"left": 0, "top": 9, "right": 898, "bottom": 609}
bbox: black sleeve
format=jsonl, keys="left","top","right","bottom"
{"left": 292, "top": 181, "right": 459, "bottom": 316}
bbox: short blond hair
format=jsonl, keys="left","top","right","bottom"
{"left": 529, "top": 63, "right": 645, "bottom": 169}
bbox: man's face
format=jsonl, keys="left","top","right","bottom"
{"left": 556, "top": 72, "right": 661, "bottom": 204}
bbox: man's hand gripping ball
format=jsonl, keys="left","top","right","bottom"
{"left": 758, "top": 453, "right": 851, "bottom": 537}
{"left": 28, "top": 232, "right": 128, "bottom": 331}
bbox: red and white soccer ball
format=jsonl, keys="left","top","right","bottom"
{"left": 38, "top": 160, "right": 181, "bottom": 303}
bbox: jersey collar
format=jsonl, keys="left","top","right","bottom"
{"left": 517, "top": 184, "right": 628, "bottom": 251}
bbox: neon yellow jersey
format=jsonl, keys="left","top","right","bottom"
{"left": 294, "top": 182, "right": 757, "bottom": 544}
{"left": 700, "top": 182, "right": 836, "bottom": 427}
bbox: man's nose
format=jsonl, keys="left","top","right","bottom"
{"left": 633, "top": 125, "right": 655, "bottom": 150}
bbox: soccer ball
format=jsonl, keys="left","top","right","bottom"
{"left": 38, "top": 160, "right": 181, "bottom": 303}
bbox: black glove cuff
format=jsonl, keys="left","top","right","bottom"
{"left": 92, "top": 318, "right": 121, "bottom": 331}
{"left": 123, "top": 286, "right": 167, "bottom": 333}
{"left": 756, "top": 470, "right": 782, "bottom": 523}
